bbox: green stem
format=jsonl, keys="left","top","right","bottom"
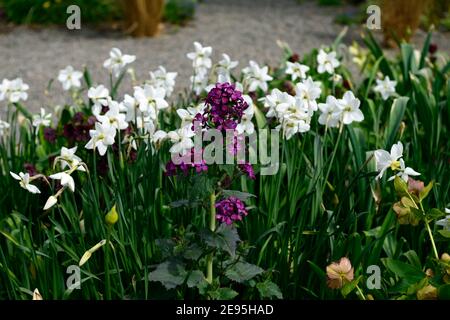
{"left": 356, "top": 284, "right": 366, "bottom": 300}
{"left": 206, "top": 192, "right": 216, "bottom": 284}
{"left": 424, "top": 219, "right": 439, "bottom": 261}
{"left": 321, "top": 124, "right": 344, "bottom": 197}
{"left": 105, "top": 226, "right": 112, "bottom": 300}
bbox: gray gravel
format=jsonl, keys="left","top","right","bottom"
{"left": 0, "top": 0, "right": 449, "bottom": 114}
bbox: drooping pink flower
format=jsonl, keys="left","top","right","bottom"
{"left": 326, "top": 257, "right": 354, "bottom": 289}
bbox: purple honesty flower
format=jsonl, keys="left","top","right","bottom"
{"left": 165, "top": 148, "right": 208, "bottom": 176}
{"left": 215, "top": 196, "right": 248, "bottom": 225}
{"left": 205, "top": 82, "right": 248, "bottom": 131}
{"left": 63, "top": 112, "right": 95, "bottom": 142}
{"left": 24, "top": 163, "right": 38, "bottom": 177}
{"left": 239, "top": 163, "right": 256, "bottom": 180}
{"left": 43, "top": 127, "right": 57, "bottom": 144}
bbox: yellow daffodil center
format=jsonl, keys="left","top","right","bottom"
{"left": 390, "top": 160, "right": 401, "bottom": 171}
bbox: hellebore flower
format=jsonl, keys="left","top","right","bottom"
{"left": 326, "top": 257, "right": 354, "bottom": 289}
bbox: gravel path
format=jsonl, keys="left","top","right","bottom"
{"left": 0, "top": 0, "right": 449, "bottom": 114}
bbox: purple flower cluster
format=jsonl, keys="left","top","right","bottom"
{"left": 165, "top": 148, "right": 208, "bottom": 177}
{"left": 239, "top": 163, "right": 256, "bottom": 180}
{"left": 215, "top": 196, "right": 248, "bottom": 225}
{"left": 63, "top": 112, "right": 96, "bottom": 143}
{"left": 205, "top": 82, "right": 248, "bottom": 130}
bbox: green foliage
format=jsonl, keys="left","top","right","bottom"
{"left": 163, "top": 0, "right": 197, "bottom": 25}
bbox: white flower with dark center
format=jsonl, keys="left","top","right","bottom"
{"left": 295, "top": 77, "right": 322, "bottom": 112}
{"left": 96, "top": 98, "right": 128, "bottom": 130}
{"left": 334, "top": 91, "right": 364, "bottom": 125}
{"left": 85, "top": 122, "right": 117, "bottom": 156}
{"left": 285, "top": 61, "right": 309, "bottom": 81}
{"left": 148, "top": 66, "right": 177, "bottom": 97}
{"left": 103, "top": 48, "right": 136, "bottom": 78}
{"left": 317, "top": 49, "right": 340, "bottom": 74}
{"left": 242, "top": 60, "right": 273, "bottom": 92}
{"left": 134, "top": 85, "right": 168, "bottom": 119}
{"left": 374, "top": 76, "right": 397, "bottom": 100}
{"left": 0, "top": 78, "right": 29, "bottom": 103}
{"left": 10, "top": 172, "right": 41, "bottom": 194}
{"left": 58, "top": 66, "right": 83, "bottom": 91}
{"left": 88, "top": 85, "right": 110, "bottom": 115}
{"left": 32, "top": 108, "right": 52, "bottom": 129}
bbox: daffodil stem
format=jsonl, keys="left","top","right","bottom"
{"left": 206, "top": 192, "right": 216, "bottom": 284}
{"left": 424, "top": 219, "right": 439, "bottom": 261}
{"left": 105, "top": 226, "right": 112, "bottom": 300}
{"left": 322, "top": 124, "right": 344, "bottom": 197}
{"left": 356, "top": 284, "right": 366, "bottom": 300}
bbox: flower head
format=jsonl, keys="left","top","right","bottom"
{"left": 326, "top": 257, "right": 354, "bottom": 289}
{"left": 60, "top": 146, "right": 85, "bottom": 172}
{"left": 148, "top": 66, "right": 177, "bottom": 98}
{"left": 374, "top": 76, "right": 397, "bottom": 101}
{"left": 58, "top": 66, "right": 83, "bottom": 91}
{"left": 96, "top": 98, "right": 128, "bottom": 130}
{"left": 295, "top": 76, "right": 322, "bottom": 113}
{"left": 285, "top": 61, "right": 309, "bottom": 82}
{"left": 10, "top": 171, "right": 41, "bottom": 194}
{"left": 216, "top": 53, "right": 238, "bottom": 83}
{"left": 134, "top": 84, "right": 168, "bottom": 119}
{"left": 103, "top": 48, "right": 136, "bottom": 78}
{"left": 318, "top": 95, "right": 340, "bottom": 128}
{"left": 88, "top": 85, "right": 110, "bottom": 115}
{"left": 317, "top": 49, "right": 340, "bottom": 74}
{"left": 374, "top": 141, "right": 419, "bottom": 181}
{"left": 0, "top": 78, "right": 29, "bottom": 103}
{"left": 85, "top": 121, "right": 117, "bottom": 156}
{"left": 242, "top": 60, "right": 273, "bottom": 92}
{"left": 186, "top": 41, "right": 212, "bottom": 72}
{"left": 0, "top": 117, "right": 10, "bottom": 136}
{"left": 32, "top": 108, "right": 52, "bottom": 129}
{"left": 49, "top": 172, "right": 75, "bottom": 192}
{"left": 215, "top": 197, "right": 249, "bottom": 225}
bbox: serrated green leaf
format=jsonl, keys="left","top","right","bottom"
{"left": 256, "top": 280, "right": 283, "bottom": 299}
{"left": 225, "top": 261, "right": 264, "bottom": 283}
{"left": 201, "top": 224, "right": 240, "bottom": 257}
{"left": 209, "top": 287, "right": 238, "bottom": 300}
{"left": 186, "top": 270, "right": 206, "bottom": 288}
{"left": 148, "top": 259, "right": 187, "bottom": 290}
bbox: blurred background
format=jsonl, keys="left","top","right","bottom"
{"left": 0, "top": 0, "right": 449, "bottom": 112}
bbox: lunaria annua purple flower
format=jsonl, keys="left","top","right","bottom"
{"left": 215, "top": 196, "right": 248, "bottom": 225}
{"left": 239, "top": 163, "right": 256, "bottom": 180}
{"left": 205, "top": 82, "right": 248, "bottom": 131}
{"left": 165, "top": 148, "right": 208, "bottom": 177}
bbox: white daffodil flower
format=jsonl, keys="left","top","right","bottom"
{"left": 280, "top": 116, "right": 310, "bottom": 140}
{"left": 236, "top": 105, "right": 255, "bottom": 135}
{"left": 103, "top": 48, "right": 136, "bottom": 78}
{"left": 374, "top": 76, "right": 397, "bottom": 100}
{"left": 148, "top": 66, "right": 177, "bottom": 98}
{"left": 334, "top": 91, "right": 364, "bottom": 125}
{"left": 0, "top": 78, "right": 29, "bottom": 103}
{"left": 49, "top": 172, "right": 75, "bottom": 192}
{"left": 295, "top": 77, "right": 322, "bottom": 112}
{"left": 261, "top": 88, "right": 288, "bottom": 118}
{"left": 318, "top": 95, "right": 340, "bottom": 128}
{"left": 96, "top": 98, "right": 128, "bottom": 130}
{"left": 186, "top": 41, "right": 212, "bottom": 72}
{"left": 317, "top": 49, "right": 340, "bottom": 74}
{"left": 374, "top": 141, "right": 404, "bottom": 180}
{"left": 57, "top": 66, "right": 83, "bottom": 91}
{"left": 85, "top": 121, "right": 117, "bottom": 156}
{"left": 32, "top": 108, "right": 52, "bottom": 129}
{"left": 134, "top": 84, "right": 168, "bottom": 119}
{"left": 60, "top": 146, "right": 85, "bottom": 172}
{"left": 242, "top": 60, "right": 273, "bottom": 92}
{"left": 121, "top": 94, "right": 138, "bottom": 123}
{"left": 177, "top": 103, "right": 206, "bottom": 128}
{"left": 216, "top": 53, "right": 238, "bottom": 83}
{"left": 88, "top": 85, "right": 110, "bottom": 115}
{"left": 285, "top": 61, "right": 309, "bottom": 82}
{"left": 10, "top": 171, "right": 41, "bottom": 194}
{"left": 190, "top": 70, "right": 209, "bottom": 96}
{"left": 0, "top": 117, "right": 10, "bottom": 136}
{"left": 436, "top": 215, "right": 450, "bottom": 231}
{"left": 167, "top": 126, "right": 195, "bottom": 155}
{"left": 388, "top": 158, "right": 420, "bottom": 182}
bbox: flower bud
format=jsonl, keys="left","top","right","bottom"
{"left": 441, "top": 253, "right": 450, "bottom": 263}
{"left": 43, "top": 195, "right": 58, "bottom": 210}
{"left": 32, "top": 288, "right": 43, "bottom": 300}
{"left": 105, "top": 204, "right": 119, "bottom": 226}
{"left": 416, "top": 284, "right": 437, "bottom": 300}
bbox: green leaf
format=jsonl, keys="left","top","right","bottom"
{"left": 426, "top": 208, "right": 445, "bottom": 221}
{"left": 256, "top": 280, "right": 283, "bottom": 299}
{"left": 419, "top": 181, "right": 433, "bottom": 201}
{"left": 218, "top": 164, "right": 235, "bottom": 177}
{"left": 209, "top": 287, "right": 238, "bottom": 300}
{"left": 385, "top": 258, "right": 424, "bottom": 283}
{"left": 201, "top": 224, "right": 240, "bottom": 257}
{"left": 341, "top": 276, "right": 362, "bottom": 298}
{"left": 148, "top": 259, "right": 187, "bottom": 290}
{"left": 222, "top": 190, "right": 256, "bottom": 201}
{"left": 438, "top": 230, "right": 450, "bottom": 238}
{"left": 438, "top": 284, "right": 450, "bottom": 300}
{"left": 225, "top": 261, "right": 264, "bottom": 283}
{"left": 394, "top": 176, "right": 409, "bottom": 197}
{"left": 186, "top": 270, "right": 207, "bottom": 288}
{"left": 385, "top": 97, "right": 409, "bottom": 149}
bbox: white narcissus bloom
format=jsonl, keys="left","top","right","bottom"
{"left": 317, "top": 49, "right": 340, "bottom": 74}
{"left": 49, "top": 172, "right": 75, "bottom": 192}
{"left": 236, "top": 104, "right": 255, "bottom": 135}
{"left": 85, "top": 122, "right": 117, "bottom": 156}
{"left": 436, "top": 215, "right": 450, "bottom": 231}
{"left": 57, "top": 66, "right": 83, "bottom": 91}
{"left": 318, "top": 95, "right": 340, "bottom": 128}
{"left": 121, "top": 94, "right": 138, "bottom": 123}
{"left": 167, "top": 126, "right": 195, "bottom": 155}
{"left": 176, "top": 103, "right": 206, "bottom": 128}
{"left": 60, "top": 146, "right": 85, "bottom": 172}
{"left": 148, "top": 66, "right": 178, "bottom": 98}
{"left": 374, "top": 141, "right": 404, "bottom": 180}
{"left": 374, "top": 76, "right": 397, "bottom": 100}
{"left": 88, "top": 85, "right": 110, "bottom": 115}
{"left": 242, "top": 60, "right": 273, "bottom": 92}
{"left": 0, "top": 117, "right": 10, "bottom": 136}
{"left": 136, "top": 116, "right": 156, "bottom": 134}
{"left": 216, "top": 53, "right": 238, "bottom": 83}
{"left": 280, "top": 116, "right": 310, "bottom": 140}
{"left": 43, "top": 196, "right": 58, "bottom": 211}
{"left": 32, "top": 108, "right": 52, "bottom": 129}
{"left": 190, "top": 69, "right": 209, "bottom": 96}
{"left": 134, "top": 85, "right": 168, "bottom": 119}
{"left": 261, "top": 88, "right": 288, "bottom": 118}
{"left": 334, "top": 91, "right": 364, "bottom": 125}
{"left": 285, "top": 61, "right": 310, "bottom": 81}
{"left": 0, "top": 78, "right": 29, "bottom": 103}
{"left": 96, "top": 98, "right": 128, "bottom": 130}
{"left": 295, "top": 77, "right": 322, "bottom": 112}
{"left": 388, "top": 158, "right": 420, "bottom": 182}
{"left": 10, "top": 171, "right": 41, "bottom": 194}
{"left": 186, "top": 41, "right": 213, "bottom": 72}
{"left": 103, "top": 48, "right": 136, "bottom": 78}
